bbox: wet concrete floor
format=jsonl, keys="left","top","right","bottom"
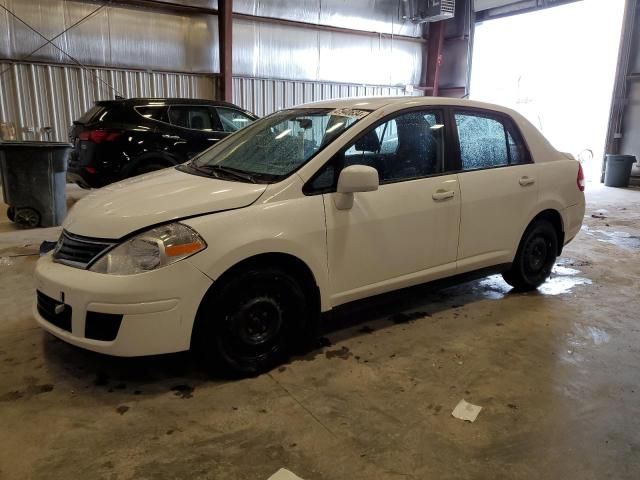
{"left": 0, "top": 183, "right": 639, "bottom": 479}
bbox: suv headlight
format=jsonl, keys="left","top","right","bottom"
{"left": 90, "top": 223, "right": 206, "bottom": 275}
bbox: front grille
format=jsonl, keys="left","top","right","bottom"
{"left": 85, "top": 312, "right": 123, "bottom": 341}
{"left": 37, "top": 291, "right": 72, "bottom": 332}
{"left": 53, "top": 230, "right": 116, "bottom": 269}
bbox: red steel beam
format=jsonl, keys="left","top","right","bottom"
{"left": 218, "top": 0, "right": 233, "bottom": 102}
{"left": 422, "top": 21, "right": 445, "bottom": 96}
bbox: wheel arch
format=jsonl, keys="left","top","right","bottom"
{"left": 526, "top": 209, "right": 565, "bottom": 255}
{"left": 190, "top": 252, "right": 321, "bottom": 348}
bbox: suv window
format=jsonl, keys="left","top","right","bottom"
{"left": 454, "top": 112, "right": 529, "bottom": 170}
{"left": 344, "top": 110, "right": 444, "bottom": 184}
{"left": 78, "top": 105, "right": 105, "bottom": 123}
{"left": 168, "top": 106, "right": 216, "bottom": 131}
{"left": 135, "top": 106, "right": 169, "bottom": 123}
{"left": 216, "top": 107, "right": 254, "bottom": 132}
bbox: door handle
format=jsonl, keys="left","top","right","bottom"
{"left": 162, "top": 134, "right": 181, "bottom": 140}
{"left": 519, "top": 176, "right": 535, "bottom": 186}
{"left": 432, "top": 190, "right": 455, "bottom": 201}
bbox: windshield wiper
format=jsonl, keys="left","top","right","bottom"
{"left": 192, "top": 164, "right": 258, "bottom": 183}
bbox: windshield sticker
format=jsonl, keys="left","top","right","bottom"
{"left": 330, "top": 108, "right": 370, "bottom": 119}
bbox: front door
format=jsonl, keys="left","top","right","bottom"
{"left": 320, "top": 108, "right": 461, "bottom": 306}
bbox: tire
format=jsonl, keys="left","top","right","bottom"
{"left": 6, "top": 206, "right": 15, "bottom": 222}
{"left": 502, "top": 219, "right": 558, "bottom": 291}
{"left": 133, "top": 162, "right": 168, "bottom": 176}
{"left": 194, "top": 267, "right": 309, "bottom": 376}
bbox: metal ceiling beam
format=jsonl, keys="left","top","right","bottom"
{"left": 475, "top": 0, "right": 582, "bottom": 22}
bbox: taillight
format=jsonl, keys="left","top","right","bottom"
{"left": 577, "top": 162, "right": 585, "bottom": 192}
{"left": 79, "top": 129, "right": 121, "bottom": 144}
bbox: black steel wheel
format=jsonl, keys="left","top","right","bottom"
{"left": 195, "top": 267, "right": 308, "bottom": 376}
{"left": 503, "top": 219, "right": 558, "bottom": 291}
{"left": 14, "top": 207, "right": 41, "bottom": 228}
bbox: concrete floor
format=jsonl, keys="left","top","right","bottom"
{"left": 0, "top": 181, "right": 639, "bottom": 480}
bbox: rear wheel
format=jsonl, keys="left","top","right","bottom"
{"left": 503, "top": 219, "right": 558, "bottom": 291}
{"left": 195, "top": 267, "right": 308, "bottom": 376}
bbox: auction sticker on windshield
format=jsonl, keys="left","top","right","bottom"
{"left": 329, "top": 108, "right": 370, "bottom": 119}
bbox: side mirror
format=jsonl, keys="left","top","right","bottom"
{"left": 334, "top": 165, "right": 379, "bottom": 210}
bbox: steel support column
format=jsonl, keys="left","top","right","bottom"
{"left": 420, "top": 21, "right": 445, "bottom": 96}
{"left": 218, "top": 0, "right": 233, "bottom": 102}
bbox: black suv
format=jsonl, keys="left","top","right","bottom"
{"left": 67, "top": 98, "right": 257, "bottom": 188}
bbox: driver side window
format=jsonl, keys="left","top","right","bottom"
{"left": 306, "top": 109, "right": 445, "bottom": 193}
{"left": 344, "top": 109, "right": 445, "bottom": 184}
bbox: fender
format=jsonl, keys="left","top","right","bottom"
{"left": 181, "top": 196, "right": 330, "bottom": 311}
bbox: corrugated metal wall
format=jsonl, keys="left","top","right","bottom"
{"left": 0, "top": 62, "right": 217, "bottom": 141}
{"left": 0, "top": 61, "right": 415, "bottom": 141}
{"left": 0, "top": 0, "right": 421, "bottom": 84}
{"left": 232, "top": 77, "right": 414, "bottom": 117}
{"left": 0, "top": 0, "right": 422, "bottom": 141}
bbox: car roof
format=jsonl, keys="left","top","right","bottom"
{"left": 95, "top": 98, "right": 244, "bottom": 109}
{"left": 296, "top": 96, "right": 519, "bottom": 116}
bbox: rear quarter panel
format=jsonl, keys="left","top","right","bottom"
{"left": 512, "top": 111, "right": 585, "bottom": 243}
{"left": 536, "top": 156, "right": 585, "bottom": 242}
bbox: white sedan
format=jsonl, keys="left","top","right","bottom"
{"left": 34, "top": 97, "right": 585, "bottom": 375}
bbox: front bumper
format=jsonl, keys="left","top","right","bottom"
{"left": 33, "top": 253, "right": 213, "bottom": 356}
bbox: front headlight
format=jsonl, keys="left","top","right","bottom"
{"left": 90, "top": 222, "right": 206, "bottom": 275}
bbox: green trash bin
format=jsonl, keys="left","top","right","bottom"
{"left": 604, "top": 154, "right": 637, "bottom": 188}
{"left": 0, "top": 141, "right": 72, "bottom": 228}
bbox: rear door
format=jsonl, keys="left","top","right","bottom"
{"left": 452, "top": 109, "right": 539, "bottom": 272}
{"left": 165, "top": 105, "right": 224, "bottom": 159}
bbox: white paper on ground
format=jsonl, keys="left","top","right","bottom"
{"left": 451, "top": 399, "right": 482, "bottom": 422}
{"left": 268, "top": 468, "right": 304, "bottom": 480}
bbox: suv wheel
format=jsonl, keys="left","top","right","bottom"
{"left": 195, "top": 267, "right": 308, "bottom": 376}
{"left": 134, "top": 162, "right": 169, "bottom": 176}
{"left": 503, "top": 219, "right": 558, "bottom": 291}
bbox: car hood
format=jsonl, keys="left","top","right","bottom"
{"left": 64, "top": 167, "right": 267, "bottom": 238}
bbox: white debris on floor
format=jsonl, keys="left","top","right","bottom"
{"left": 267, "top": 468, "right": 305, "bottom": 480}
{"left": 452, "top": 399, "right": 483, "bottom": 422}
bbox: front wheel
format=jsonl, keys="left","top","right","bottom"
{"left": 194, "top": 267, "right": 309, "bottom": 376}
{"left": 503, "top": 219, "right": 558, "bottom": 291}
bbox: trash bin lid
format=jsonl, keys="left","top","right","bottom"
{"left": 605, "top": 154, "right": 637, "bottom": 162}
{"left": 0, "top": 140, "right": 73, "bottom": 149}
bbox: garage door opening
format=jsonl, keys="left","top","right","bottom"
{"left": 470, "top": 0, "right": 625, "bottom": 183}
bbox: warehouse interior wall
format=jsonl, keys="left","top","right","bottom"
{"left": 0, "top": 0, "right": 422, "bottom": 141}
{"left": 606, "top": 0, "right": 640, "bottom": 181}
{"left": 470, "top": 0, "right": 625, "bottom": 181}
